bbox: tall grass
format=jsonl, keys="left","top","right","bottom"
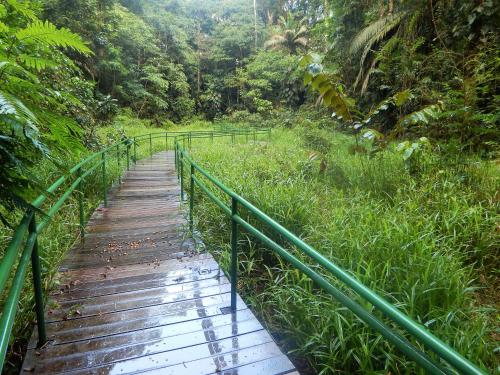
{"left": 188, "top": 128, "right": 498, "bottom": 374}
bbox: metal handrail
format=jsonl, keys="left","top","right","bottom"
{"left": 0, "top": 128, "right": 262, "bottom": 372}
{"left": 173, "top": 132, "right": 486, "bottom": 375}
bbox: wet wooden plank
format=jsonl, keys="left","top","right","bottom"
{"left": 47, "top": 279, "right": 232, "bottom": 321}
{"left": 22, "top": 152, "right": 296, "bottom": 374}
{"left": 25, "top": 314, "right": 265, "bottom": 373}
{"left": 52, "top": 265, "right": 220, "bottom": 300}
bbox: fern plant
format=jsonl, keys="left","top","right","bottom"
{"left": 0, "top": 0, "right": 91, "bottom": 223}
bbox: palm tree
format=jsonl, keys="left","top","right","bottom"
{"left": 264, "top": 13, "right": 307, "bottom": 54}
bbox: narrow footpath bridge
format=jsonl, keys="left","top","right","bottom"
{"left": 21, "top": 152, "right": 297, "bottom": 375}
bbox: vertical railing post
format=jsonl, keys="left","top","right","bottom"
{"left": 188, "top": 133, "right": 191, "bottom": 149}
{"left": 211, "top": 132, "right": 214, "bottom": 143}
{"left": 174, "top": 141, "right": 177, "bottom": 171}
{"left": 189, "top": 164, "right": 194, "bottom": 233}
{"left": 133, "top": 137, "right": 137, "bottom": 163}
{"left": 116, "top": 144, "right": 121, "bottom": 184}
{"left": 165, "top": 133, "right": 168, "bottom": 151}
{"left": 101, "top": 152, "right": 107, "bottom": 207}
{"left": 29, "top": 214, "right": 47, "bottom": 346}
{"left": 149, "top": 133, "right": 152, "bottom": 158}
{"left": 230, "top": 197, "right": 238, "bottom": 311}
{"left": 77, "top": 167, "right": 85, "bottom": 241}
{"left": 180, "top": 151, "right": 184, "bottom": 201}
{"left": 126, "top": 143, "right": 130, "bottom": 171}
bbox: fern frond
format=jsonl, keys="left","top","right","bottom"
{"left": 0, "top": 21, "right": 8, "bottom": 34}
{"left": 5, "top": 0, "right": 36, "bottom": 20}
{"left": 350, "top": 13, "right": 405, "bottom": 56}
{"left": 15, "top": 20, "right": 92, "bottom": 55}
{"left": 17, "top": 54, "right": 58, "bottom": 71}
{"left": 0, "top": 90, "right": 39, "bottom": 128}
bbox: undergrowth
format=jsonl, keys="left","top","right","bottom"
{"left": 188, "top": 127, "right": 498, "bottom": 374}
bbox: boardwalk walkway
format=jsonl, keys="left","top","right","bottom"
{"left": 22, "top": 152, "right": 297, "bottom": 375}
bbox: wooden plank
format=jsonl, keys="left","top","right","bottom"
{"left": 62, "top": 334, "right": 279, "bottom": 375}
{"left": 52, "top": 265, "right": 221, "bottom": 300}
{"left": 47, "top": 279, "right": 232, "bottom": 321}
{"left": 25, "top": 312, "right": 263, "bottom": 373}
{"left": 33, "top": 293, "right": 247, "bottom": 345}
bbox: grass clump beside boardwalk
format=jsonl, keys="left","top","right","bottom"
{"left": 188, "top": 127, "right": 498, "bottom": 374}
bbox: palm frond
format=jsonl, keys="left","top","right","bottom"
{"left": 296, "top": 25, "right": 307, "bottom": 37}
{"left": 264, "top": 35, "right": 286, "bottom": 49}
{"left": 294, "top": 37, "right": 308, "bottom": 47}
{"left": 350, "top": 13, "right": 405, "bottom": 56}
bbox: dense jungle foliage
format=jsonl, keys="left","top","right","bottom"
{"left": 0, "top": 0, "right": 498, "bottom": 374}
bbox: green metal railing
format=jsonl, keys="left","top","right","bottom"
{"left": 174, "top": 132, "right": 486, "bottom": 375}
{"left": 0, "top": 128, "right": 264, "bottom": 372}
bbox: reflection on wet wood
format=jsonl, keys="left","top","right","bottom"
{"left": 22, "top": 152, "right": 296, "bottom": 374}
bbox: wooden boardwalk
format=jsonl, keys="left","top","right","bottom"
{"left": 22, "top": 152, "right": 297, "bottom": 375}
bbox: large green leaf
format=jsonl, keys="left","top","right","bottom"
{"left": 15, "top": 20, "right": 92, "bottom": 55}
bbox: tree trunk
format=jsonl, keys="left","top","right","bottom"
{"left": 253, "top": 0, "right": 258, "bottom": 49}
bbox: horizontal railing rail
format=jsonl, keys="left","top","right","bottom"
{"left": 173, "top": 133, "right": 486, "bottom": 375}
{"left": 0, "top": 127, "right": 266, "bottom": 372}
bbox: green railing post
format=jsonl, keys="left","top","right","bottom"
{"left": 174, "top": 140, "right": 178, "bottom": 178}
{"left": 165, "top": 133, "right": 168, "bottom": 151}
{"left": 149, "top": 133, "right": 152, "bottom": 157}
{"left": 116, "top": 144, "right": 121, "bottom": 184}
{"left": 134, "top": 137, "right": 137, "bottom": 163}
{"left": 180, "top": 152, "right": 184, "bottom": 201}
{"left": 230, "top": 197, "right": 238, "bottom": 311}
{"left": 211, "top": 132, "right": 214, "bottom": 142}
{"left": 189, "top": 164, "right": 194, "bottom": 233}
{"left": 126, "top": 143, "right": 130, "bottom": 171}
{"left": 77, "top": 167, "right": 85, "bottom": 241}
{"left": 188, "top": 133, "right": 192, "bottom": 149}
{"left": 29, "top": 215, "right": 47, "bottom": 347}
{"left": 101, "top": 153, "right": 107, "bottom": 207}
